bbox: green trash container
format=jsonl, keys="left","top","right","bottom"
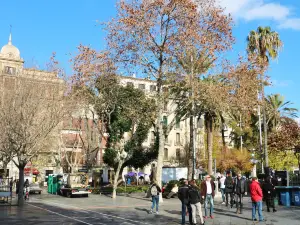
{"left": 47, "top": 175, "right": 53, "bottom": 194}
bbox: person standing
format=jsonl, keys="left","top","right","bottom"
{"left": 149, "top": 180, "right": 161, "bottom": 214}
{"left": 234, "top": 173, "right": 248, "bottom": 214}
{"left": 262, "top": 176, "right": 277, "bottom": 212}
{"left": 201, "top": 175, "right": 215, "bottom": 219}
{"left": 178, "top": 180, "right": 193, "bottom": 225}
{"left": 224, "top": 172, "right": 234, "bottom": 207}
{"left": 188, "top": 180, "right": 205, "bottom": 225}
{"left": 250, "top": 177, "right": 264, "bottom": 222}
{"left": 219, "top": 174, "right": 226, "bottom": 204}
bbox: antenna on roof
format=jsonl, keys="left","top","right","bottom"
{"left": 8, "top": 25, "right": 12, "bottom": 45}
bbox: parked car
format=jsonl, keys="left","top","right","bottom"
{"left": 29, "top": 183, "right": 42, "bottom": 194}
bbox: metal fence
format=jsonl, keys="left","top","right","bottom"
{"left": 290, "top": 174, "right": 300, "bottom": 186}
{"left": 0, "top": 177, "right": 13, "bottom": 204}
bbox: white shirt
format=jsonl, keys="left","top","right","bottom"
{"left": 206, "top": 181, "right": 212, "bottom": 194}
{"left": 220, "top": 177, "right": 226, "bottom": 189}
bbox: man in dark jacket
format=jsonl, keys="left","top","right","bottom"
{"left": 262, "top": 176, "right": 277, "bottom": 212}
{"left": 234, "top": 173, "right": 248, "bottom": 214}
{"left": 178, "top": 180, "right": 192, "bottom": 225}
{"left": 225, "top": 172, "right": 234, "bottom": 207}
{"left": 188, "top": 180, "right": 204, "bottom": 225}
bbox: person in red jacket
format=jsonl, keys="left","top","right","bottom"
{"left": 249, "top": 177, "right": 264, "bottom": 222}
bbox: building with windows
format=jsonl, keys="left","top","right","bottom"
{"left": 0, "top": 34, "right": 64, "bottom": 181}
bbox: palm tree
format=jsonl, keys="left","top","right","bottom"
{"left": 247, "top": 26, "right": 283, "bottom": 167}
{"left": 266, "top": 94, "right": 298, "bottom": 131}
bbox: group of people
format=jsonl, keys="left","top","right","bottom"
{"left": 148, "top": 172, "right": 277, "bottom": 224}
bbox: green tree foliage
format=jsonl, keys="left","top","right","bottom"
{"left": 100, "top": 80, "right": 157, "bottom": 171}
{"left": 266, "top": 94, "right": 298, "bottom": 131}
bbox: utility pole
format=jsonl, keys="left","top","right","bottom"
{"left": 191, "top": 54, "right": 196, "bottom": 180}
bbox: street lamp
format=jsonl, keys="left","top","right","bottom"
{"left": 250, "top": 149, "right": 258, "bottom": 177}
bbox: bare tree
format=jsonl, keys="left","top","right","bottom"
{"left": 0, "top": 78, "right": 66, "bottom": 206}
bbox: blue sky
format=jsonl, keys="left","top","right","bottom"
{"left": 0, "top": 0, "right": 299, "bottom": 114}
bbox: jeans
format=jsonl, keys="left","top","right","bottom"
{"left": 220, "top": 188, "right": 225, "bottom": 202}
{"left": 225, "top": 192, "right": 234, "bottom": 206}
{"left": 235, "top": 194, "right": 244, "bottom": 211}
{"left": 191, "top": 202, "right": 204, "bottom": 224}
{"left": 181, "top": 203, "right": 192, "bottom": 224}
{"left": 204, "top": 194, "right": 214, "bottom": 216}
{"left": 151, "top": 195, "right": 159, "bottom": 212}
{"left": 252, "top": 201, "right": 264, "bottom": 221}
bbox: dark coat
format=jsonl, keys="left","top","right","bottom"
{"left": 234, "top": 178, "right": 247, "bottom": 194}
{"left": 178, "top": 184, "right": 190, "bottom": 204}
{"left": 188, "top": 185, "right": 201, "bottom": 204}
{"left": 225, "top": 176, "right": 234, "bottom": 193}
{"left": 262, "top": 182, "right": 275, "bottom": 199}
{"left": 200, "top": 180, "right": 215, "bottom": 197}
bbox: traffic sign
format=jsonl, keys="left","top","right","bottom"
{"left": 78, "top": 169, "right": 88, "bottom": 173}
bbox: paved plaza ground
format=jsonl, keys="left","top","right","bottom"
{"left": 0, "top": 193, "right": 300, "bottom": 225}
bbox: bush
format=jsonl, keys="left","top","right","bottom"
{"left": 91, "top": 185, "right": 149, "bottom": 194}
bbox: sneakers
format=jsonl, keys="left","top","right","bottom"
{"left": 221, "top": 202, "right": 225, "bottom": 205}
{"left": 149, "top": 210, "right": 153, "bottom": 214}
{"left": 155, "top": 211, "right": 159, "bottom": 214}
{"left": 210, "top": 215, "right": 214, "bottom": 219}
{"left": 273, "top": 209, "right": 277, "bottom": 212}
{"left": 203, "top": 216, "right": 208, "bottom": 219}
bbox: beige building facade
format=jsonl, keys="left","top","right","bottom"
{"left": 0, "top": 34, "right": 63, "bottom": 181}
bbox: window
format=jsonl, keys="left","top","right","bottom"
{"left": 150, "top": 85, "right": 156, "bottom": 92}
{"left": 164, "top": 148, "right": 168, "bottom": 160}
{"left": 163, "top": 101, "right": 168, "bottom": 111}
{"left": 138, "top": 84, "right": 145, "bottom": 90}
{"left": 4, "top": 66, "right": 16, "bottom": 75}
{"left": 162, "top": 87, "right": 168, "bottom": 93}
{"left": 151, "top": 132, "right": 155, "bottom": 143}
{"left": 197, "top": 117, "right": 204, "bottom": 129}
{"left": 176, "top": 117, "right": 180, "bottom": 129}
{"left": 176, "top": 133, "right": 180, "bottom": 145}
{"left": 163, "top": 116, "right": 168, "bottom": 126}
{"left": 176, "top": 149, "right": 181, "bottom": 160}
{"left": 127, "top": 82, "right": 134, "bottom": 87}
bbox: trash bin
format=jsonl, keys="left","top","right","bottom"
{"left": 280, "top": 191, "right": 290, "bottom": 207}
{"left": 294, "top": 191, "right": 300, "bottom": 206}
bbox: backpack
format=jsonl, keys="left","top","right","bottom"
{"left": 151, "top": 185, "right": 158, "bottom": 196}
{"left": 226, "top": 178, "right": 233, "bottom": 189}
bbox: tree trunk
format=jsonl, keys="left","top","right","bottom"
{"left": 188, "top": 115, "right": 194, "bottom": 180}
{"left": 18, "top": 164, "right": 26, "bottom": 206}
{"left": 261, "top": 74, "right": 268, "bottom": 167}
{"left": 155, "top": 89, "right": 165, "bottom": 202}
{"left": 206, "top": 114, "right": 213, "bottom": 175}
{"left": 112, "top": 160, "right": 123, "bottom": 199}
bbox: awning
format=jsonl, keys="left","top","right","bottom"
{"left": 24, "top": 167, "right": 40, "bottom": 175}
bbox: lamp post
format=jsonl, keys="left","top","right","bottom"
{"left": 250, "top": 149, "right": 258, "bottom": 177}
